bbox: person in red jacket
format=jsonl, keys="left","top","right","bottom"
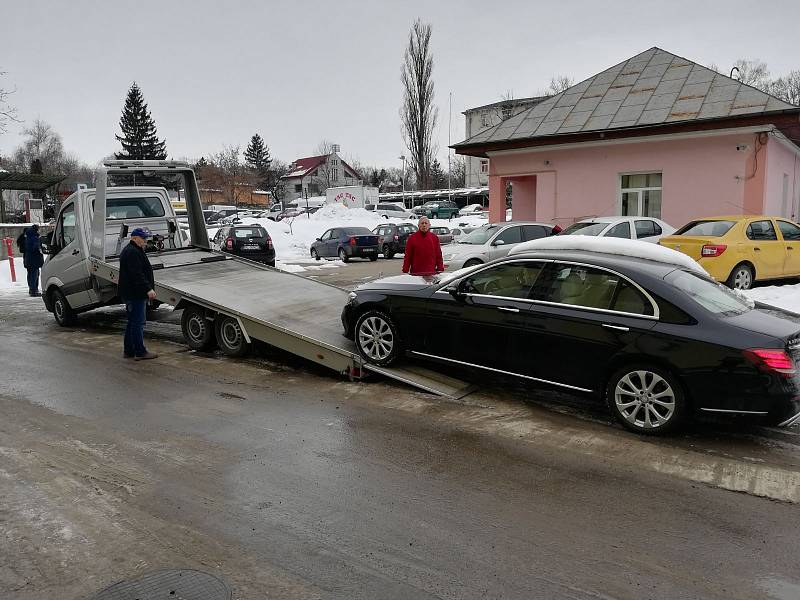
{"left": 402, "top": 217, "right": 444, "bottom": 276}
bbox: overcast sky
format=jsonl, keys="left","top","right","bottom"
{"left": 1, "top": 0, "right": 799, "bottom": 171}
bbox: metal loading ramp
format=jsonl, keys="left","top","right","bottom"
{"left": 95, "top": 250, "right": 474, "bottom": 398}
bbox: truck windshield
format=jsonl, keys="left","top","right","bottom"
{"left": 102, "top": 197, "right": 166, "bottom": 220}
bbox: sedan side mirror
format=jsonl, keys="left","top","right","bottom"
{"left": 446, "top": 282, "right": 466, "bottom": 300}
{"left": 493, "top": 239, "right": 506, "bottom": 246}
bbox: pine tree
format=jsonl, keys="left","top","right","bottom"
{"left": 244, "top": 133, "right": 272, "bottom": 188}
{"left": 115, "top": 82, "right": 167, "bottom": 160}
{"left": 429, "top": 159, "right": 446, "bottom": 190}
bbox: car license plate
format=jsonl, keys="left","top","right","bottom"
{"left": 363, "top": 248, "right": 376, "bottom": 253}
{"left": 243, "top": 244, "right": 260, "bottom": 250}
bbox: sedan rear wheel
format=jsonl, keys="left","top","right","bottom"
{"left": 607, "top": 365, "right": 686, "bottom": 435}
{"left": 339, "top": 248, "right": 350, "bottom": 263}
{"left": 727, "top": 263, "right": 754, "bottom": 290}
{"left": 355, "top": 310, "right": 401, "bottom": 366}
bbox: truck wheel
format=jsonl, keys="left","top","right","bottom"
{"left": 338, "top": 248, "right": 350, "bottom": 263}
{"left": 215, "top": 315, "right": 251, "bottom": 357}
{"left": 51, "top": 288, "right": 77, "bottom": 327}
{"left": 181, "top": 305, "right": 217, "bottom": 351}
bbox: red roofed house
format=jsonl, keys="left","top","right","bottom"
{"left": 281, "top": 148, "right": 362, "bottom": 202}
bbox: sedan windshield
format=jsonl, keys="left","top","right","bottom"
{"left": 667, "top": 270, "right": 753, "bottom": 315}
{"left": 559, "top": 222, "right": 611, "bottom": 236}
{"left": 458, "top": 224, "right": 500, "bottom": 244}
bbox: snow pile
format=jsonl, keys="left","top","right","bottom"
{"left": 0, "top": 257, "right": 26, "bottom": 291}
{"left": 743, "top": 283, "right": 800, "bottom": 315}
{"left": 508, "top": 235, "right": 707, "bottom": 274}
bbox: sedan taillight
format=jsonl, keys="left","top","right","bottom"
{"left": 226, "top": 238, "right": 234, "bottom": 250}
{"left": 394, "top": 234, "right": 399, "bottom": 241}
{"left": 701, "top": 244, "right": 727, "bottom": 257}
{"left": 266, "top": 238, "right": 273, "bottom": 250}
{"left": 743, "top": 349, "right": 796, "bottom": 377}
{"left": 349, "top": 237, "right": 357, "bottom": 246}
{"left": 551, "top": 224, "right": 563, "bottom": 234}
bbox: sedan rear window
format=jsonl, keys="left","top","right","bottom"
{"left": 675, "top": 220, "right": 735, "bottom": 237}
{"left": 233, "top": 227, "right": 267, "bottom": 238}
{"left": 342, "top": 227, "right": 373, "bottom": 235}
{"left": 560, "top": 222, "right": 611, "bottom": 236}
{"left": 666, "top": 270, "right": 753, "bottom": 315}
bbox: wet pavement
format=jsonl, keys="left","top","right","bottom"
{"left": 1, "top": 267, "right": 800, "bottom": 599}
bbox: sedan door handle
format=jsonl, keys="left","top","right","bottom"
{"left": 498, "top": 306, "right": 520, "bottom": 313}
{"left": 754, "top": 247, "right": 761, "bottom": 252}
{"left": 602, "top": 323, "right": 629, "bottom": 332}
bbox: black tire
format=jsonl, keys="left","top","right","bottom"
{"left": 369, "top": 255, "right": 378, "bottom": 262}
{"left": 51, "top": 288, "right": 77, "bottom": 326}
{"left": 726, "top": 263, "right": 754, "bottom": 290}
{"left": 606, "top": 364, "right": 687, "bottom": 435}
{"left": 311, "top": 248, "right": 320, "bottom": 261}
{"left": 181, "top": 305, "right": 217, "bottom": 351}
{"left": 215, "top": 315, "right": 251, "bottom": 357}
{"left": 463, "top": 258, "right": 483, "bottom": 268}
{"left": 382, "top": 244, "right": 395, "bottom": 259}
{"left": 354, "top": 310, "right": 402, "bottom": 367}
{"left": 338, "top": 248, "right": 350, "bottom": 263}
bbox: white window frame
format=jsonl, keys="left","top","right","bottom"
{"left": 480, "top": 159, "right": 489, "bottom": 175}
{"left": 618, "top": 171, "right": 662, "bottom": 218}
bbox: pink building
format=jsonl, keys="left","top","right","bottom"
{"left": 454, "top": 48, "right": 800, "bottom": 230}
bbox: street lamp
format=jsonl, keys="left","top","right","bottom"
{"left": 399, "top": 154, "right": 406, "bottom": 208}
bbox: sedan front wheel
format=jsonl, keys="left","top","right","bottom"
{"left": 607, "top": 364, "right": 686, "bottom": 435}
{"left": 355, "top": 310, "right": 401, "bottom": 366}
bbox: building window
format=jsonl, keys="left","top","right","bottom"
{"left": 501, "top": 105, "right": 512, "bottom": 121}
{"left": 480, "top": 160, "right": 489, "bottom": 175}
{"left": 294, "top": 184, "right": 302, "bottom": 193}
{"left": 620, "top": 172, "right": 662, "bottom": 219}
{"left": 331, "top": 167, "right": 339, "bottom": 181}
{"left": 480, "top": 110, "right": 491, "bottom": 128}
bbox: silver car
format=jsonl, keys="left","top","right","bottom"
{"left": 559, "top": 216, "right": 675, "bottom": 242}
{"left": 443, "top": 221, "right": 557, "bottom": 270}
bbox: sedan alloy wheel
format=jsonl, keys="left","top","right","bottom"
{"left": 608, "top": 366, "right": 685, "bottom": 434}
{"left": 355, "top": 310, "right": 400, "bottom": 366}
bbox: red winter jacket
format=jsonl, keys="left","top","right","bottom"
{"left": 402, "top": 230, "right": 444, "bottom": 275}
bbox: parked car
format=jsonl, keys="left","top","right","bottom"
{"left": 366, "top": 203, "right": 413, "bottom": 219}
{"left": 459, "top": 203, "right": 487, "bottom": 216}
{"left": 372, "top": 222, "right": 417, "bottom": 259}
{"left": 413, "top": 200, "right": 460, "bottom": 219}
{"left": 310, "top": 227, "right": 380, "bottom": 262}
{"left": 210, "top": 225, "right": 275, "bottom": 267}
{"left": 207, "top": 208, "right": 239, "bottom": 224}
{"left": 202, "top": 209, "right": 218, "bottom": 224}
{"left": 430, "top": 226, "right": 454, "bottom": 245}
{"left": 342, "top": 249, "right": 800, "bottom": 434}
{"left": 559, "top": 217, "right": 675, "bottom": 242}
{"left": 443, "top": 221, "right": 557, "bottom": 270}
{"left": 264, "top": 205, "right": 285, "bottom": 221}
{"left": 659, "top": 216, "right": 800, "bottom": 290}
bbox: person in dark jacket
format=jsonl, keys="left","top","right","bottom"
{"left": 23, "top": 224, "right": 44, "bottom": 297}
{"left": 118, "top": 227, "right": 158, "bottom": 360}
{"left": 402, "top": 217, "right": 444, "bottom": 276}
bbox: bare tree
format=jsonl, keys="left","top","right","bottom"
{"left": 400, "top": 19, "right": 438, "bottom": 191}
{"left": 768, "top": 71, "right": 800, "bottom": 106}
{"left": 548, "top": 75, "right": 574, "bottom": 94}
{"left": 312, "top": 139, "right": 335, "bottom": 193}
{"left": 11, "top": 119, "right": 65, "bottom": 173}
{"left": 732, "top": 59, "right": 771, "bottom": 88}
{"left": 210, "top": 144, "right": 254, "bottom": 204}
{"left": 0, "top": 69, "right": 19, "bottom": 135}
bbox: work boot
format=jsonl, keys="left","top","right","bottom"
{"left": 134, "top": 352, "right": 159, "bottom": 361}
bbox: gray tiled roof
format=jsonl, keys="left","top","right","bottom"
{"left": 458, "top": 47, "right": 797, "bottom": 147}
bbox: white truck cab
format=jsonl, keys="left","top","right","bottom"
{"left": 41, "top": 163, "right": 205, "bottom": 324}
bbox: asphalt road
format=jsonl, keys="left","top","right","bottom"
{"left": 2, "top": 262, "right": 800, "bottom": 599}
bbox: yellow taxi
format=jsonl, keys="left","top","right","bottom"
{"left": 658, "top": 216, "right": 800, "bottom": 289}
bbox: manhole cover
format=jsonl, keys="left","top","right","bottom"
{"left": 90, "top": 569, "right": 231, "bottom": 600}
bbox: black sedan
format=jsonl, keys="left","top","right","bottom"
{"left": 372, "top": 222, "right": 417, "bottom": 259}
{"left": 311, "top": 227, "right": 379, "bottom": 262}
{"left": 342, "top": 249, "right": 800, "bottom": 434}
{"left": 212, "top": 225, "right": 275, "bottom": 266}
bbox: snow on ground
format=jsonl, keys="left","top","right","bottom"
{"left": 509, "top": 235, "right": 708, "bottom": 274}
{"left": 0, "top": 257, "right": 26, "bottom": 293}
{"left": 743, "top": 283, "right": 800, "bottom": 315}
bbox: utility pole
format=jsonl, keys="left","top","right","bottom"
{"left": 399, "top": 154, "right": 406, "bottom": 208}
{"left": 448, "top": 91, "right": 452, "bottom": 201}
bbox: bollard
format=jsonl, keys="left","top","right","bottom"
{"left": 3, "top": 238, "right": 16, "bottom": 283}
